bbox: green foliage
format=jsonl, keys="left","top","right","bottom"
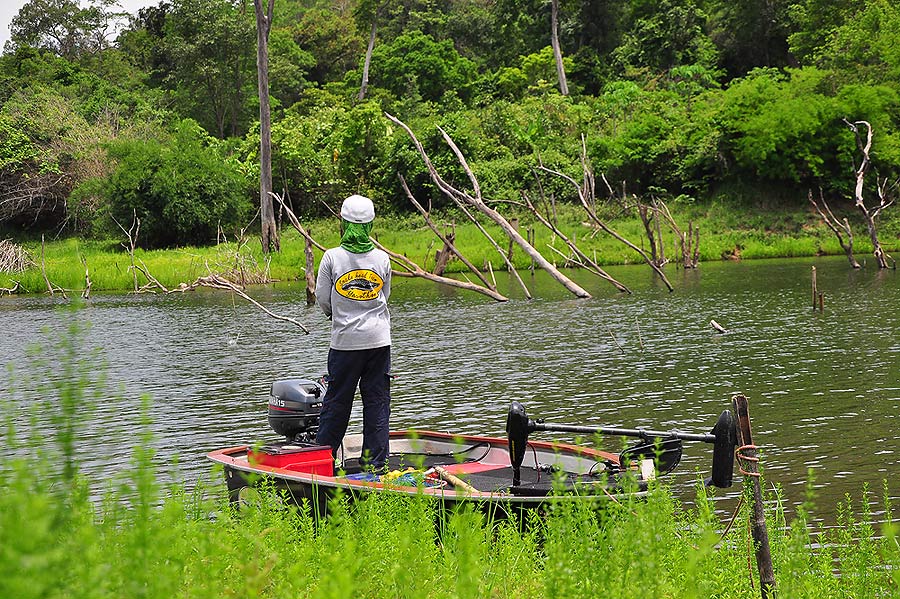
{"left": 0, "top": 114, "right": 46, "bottom": 174}
{"left": 368, "top": 30, "right": 478, "bottom": 104}
{"left": 614, "top": 0, "right": 719, "bottom": 77}
{"left": 711, "top": 67, "right": 847, "bottom": 186}
{"left": 155, "top": 0, "right": 257, "bottom": 138}
{"left": 6, "top": 0, "right": 120, "bottom": 59}
{"left": 267, "top": 28, "right": 316, "bottom": 110}
{"left": 105, "top": 119, "right": 252, "bottom": 248}
{"left": 787, "top": 0, "right": 866, "bottom": 66}
{"left": 703, "top": 0, "right": 793, "bottom": 76}
{"left": 816, "top": 0, "right": 900, "bottom": 87}
{"left": 3, "top": 0, "right": 900, "bottom": 245}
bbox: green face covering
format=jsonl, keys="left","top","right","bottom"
{"left": 340, "top": 220, "right": 375, "bottom": 253}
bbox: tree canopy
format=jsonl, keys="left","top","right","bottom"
{"left": 2, "top": 0, "right": 899, "bottom": 247}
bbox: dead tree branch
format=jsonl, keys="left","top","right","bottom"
{"left": 538, "top": 165, "right": 675, "bottom": 291}
{"left": 113, "top": 210, "right": 141, "bottom": 292}
{"left": 40, "top": 235, "right": 67, "bottom": 297}
{"left": 386, "top": 111, "right": 590, "bottom": 299}
{"left": 400, "top": 175, "right": 496, "bottom": 290}
{"left": 0, "top": 281, "right": 20, "bottom": 295}
{"left": 655, "top": 198, "right": 700, "bottom": 269}
{"left": 171, "top": 274, "right": 309, "bottom": 333}
{"left": 80, "top": 254, "right": 91, "bottom": 299}
{"left": 844, "top": 119, "right": 895, "bottom": 269}
{"left": 808, "top": 189, "right": 860, "bottom": 268}
{"left": 275, "top": 189, "right": 507, "bottom": 302}
{"left": 373, "top": 240, "right": 508, "bottom": 302}
{"left": 521, "top": 192, "right": 630, "bottom": 293}
{"left": 0, "top": 239, "right": 33, "bottom": 273}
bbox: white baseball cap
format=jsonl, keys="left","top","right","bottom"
{"left": 340, "top": 194, "right": 375, "bottom": 223}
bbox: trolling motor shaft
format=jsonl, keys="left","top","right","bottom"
{"left": 505, "top": 401, "right": 737, "bottom": 489}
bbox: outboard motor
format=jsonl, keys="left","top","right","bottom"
{"left": 268, "top": 378, "right": 326, "bottom": 444}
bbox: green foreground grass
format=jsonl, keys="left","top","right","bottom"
{"left": 3, "top": 201, "right": 899, "bottom": 294}
{"left": 4, "top": 320, "right": 900, "bottom": 599}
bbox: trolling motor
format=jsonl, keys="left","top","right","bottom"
{"left": 506, "top": 401, "right": 737, "bottom": 489}
{"left": 268, "top": 378, "right": 326, "bottom": 444}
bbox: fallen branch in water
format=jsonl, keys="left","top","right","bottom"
{"left": 171, "top": 274, "right": 309, "bottom": 333}
{"left": 80, "top": 254, "right": 91, "bottom": 299}
{"left": 40, "top": 235, "right": 67, "bottom": 297}
{"left": 537, "top": 164, "right": 674, "bottom": 292}
{"left": 521, "top": 191, "right": 630, "bottom": 293}
{"left": 0, "top": 280, "right": 20, "bottom": 295}
{"left": 386, "top": 111, "right": 592, "bottom": 299}
{"left": 373, "top": 240, "right": 508, "bottom": 302}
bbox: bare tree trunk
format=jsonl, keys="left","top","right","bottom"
{"left": 550, "top": 0, "right": 569, "bottom": 96}
{"left": 655, "top": 198, "right": 698, "bottom": 268}
{"left": 433, "top": 229, "right": 455, "bottom": 276}
{"left": 358, "top": 20, "right": 377, "bottom": 100}
{"left": 255, "top": 0, "right": 279, "bottom": 254}
{"left": 845, "top": 119, "right": 895, "bottom": 269}
{"left": 637, "top": 202, "right": 661, "bottom": 265}
{"left": 808, "top": 189, "right": 860, "bottom": 269}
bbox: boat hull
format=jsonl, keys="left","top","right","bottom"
{"left": 209, "top": 429, "right": 649, "bottom": 518}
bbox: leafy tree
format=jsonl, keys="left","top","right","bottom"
{"left": 287, "top": 7, "right": 363, "bottom": 85}
{"left": 6, "top": 0, "right": 122, "bottom": 59}
{"left": 702, "top": 0, "right": 794, "bottom": 76}
{"left": 814, "top": 0, "right": 900, "bottom": 87}
{"left": 368, "top": 30, "right": 477, "bottom": 103}
{"left": 143, "top": 0, "right": 256, "bottom": 138}
{"left": 786, "top": 0, "right": 865, "bottom": 65}
{"left": 105, "top": 120, "right": 252, "bottom": 247}
{"left": 614, "top": 0, "right": 719, "bottom": 78}
{"left": 265, "top": 29, "right": 315, "bottom": 112}
{"left": 712, "top": 67, "right": 849, "bottom": 188}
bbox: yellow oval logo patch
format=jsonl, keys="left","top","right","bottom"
{"left": 335, "top": 269, "right": 384, "bottom": 301}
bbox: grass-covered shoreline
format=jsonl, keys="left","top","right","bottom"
{"left": 5, "top": 402, "right": 900, "bottom": 599}
{"left": 2, "top": 202, "right": 898, "bottom": 295}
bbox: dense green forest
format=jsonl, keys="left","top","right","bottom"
{"left": 1, "top": 0, "right": 899, "bottom": 249}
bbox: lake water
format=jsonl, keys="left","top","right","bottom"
{"left": 2, "top": 255, "right": 898, "bottom": 526}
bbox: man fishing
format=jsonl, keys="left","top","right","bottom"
{"left": 314, "top": 194, "right": 392, "bottom": 471}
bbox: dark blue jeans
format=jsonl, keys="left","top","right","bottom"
{"left": 316, "top": 345, "right": 391, "bottom": 470}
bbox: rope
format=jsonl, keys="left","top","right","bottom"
{"left": 735, "top": 444, "right": 761, "bottom": 477}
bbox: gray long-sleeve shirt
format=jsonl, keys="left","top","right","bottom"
{"left": 315, "top": 246, "right": 392, "bottom": 350}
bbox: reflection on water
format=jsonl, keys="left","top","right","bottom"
{"left": 2, "top": 256, "right": 898, "bottom": 525}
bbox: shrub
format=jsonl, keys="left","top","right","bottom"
{"left": 105, "top": 120, "right": 252, "bottom": 248}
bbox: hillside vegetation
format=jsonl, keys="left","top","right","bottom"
{"left": 1, "top": 0, "right": 899, "bottom": 267}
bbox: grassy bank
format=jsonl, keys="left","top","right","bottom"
{"left": 5, "top": 400, "right": 900, "bottom": 599}
{"left": 2, "top": 201, "right": 898, "bottom": 294}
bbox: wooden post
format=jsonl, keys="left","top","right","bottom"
{"left": 818, "top": 292, "right": 824, "bottom": 313}
{"left": 507, "top": 218, "right": 519, "bottom": 261}
{"left": 733, "top": 394, "right": 776, "bottom": 599}
{"left": 811, "top": 266, "right": 817, "bottom": 310}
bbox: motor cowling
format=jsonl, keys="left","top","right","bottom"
{"left": 268, "top": 378, "right": 326, "bottom": 443}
